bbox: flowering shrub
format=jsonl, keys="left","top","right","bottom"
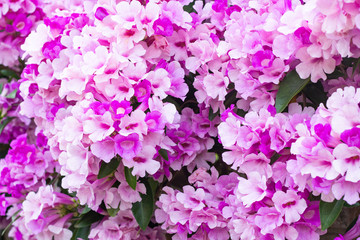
{"left": 1, "top": 0, "right": 360, "bottom": 239}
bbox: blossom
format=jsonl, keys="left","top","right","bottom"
{"left": 254, "top": 207, "right": 284, "bottom": 235}
{"left": 122, "top": 145, "right": 160, "bottom": 177}
{"left": 18, "top": 186, "right": 74, "bottom": 239}
{"left": 272, "top": 190, "right": 307, "bottom": 224}
{"left": 296, "top": 47, "right": 336, "bottom": 82}
{"left": 114, "top": 133, "right": 142, "bottom": 160}
{"left": 333, "top": 144, "right": 360, "bottom": 182}
{"left": 237, "top": 172, "right": 268, "bottom": 207}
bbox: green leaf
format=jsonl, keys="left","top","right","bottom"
{"left": 303, "top": 82, "right": 327, "bottom": 108}
{"left": 81, "top": 205, "right": 91, "bottom": 214}
{"left": 0, "top": 143, "right": 10, "bottom": 158}
{"left": 0, "top": 83, "right": 4, "bottom": 94}
{"left": 344, "top": 201, "right": 360, "bottom": 208}
{"left": 320, "top": 198, "right": 345, "bottom": 231}
{"left": 275, "top": 71, "right": 310, "bottom": 113}
{"left": 97, "top": 157, "right": 120, "bottom": 179}
{"left": 158, "top": 148, "right": 169, "bottom": 162}
{"left": 183, "top": 1, "right": 196, "bottom": 13}
{"left": 236, "top": 108, "right": 246, "bottom": 117}
{"left": 107, "top": 207, "right": 120, "bottom": 217}
{"left": 0, "top": 69, "right": 20, "bottom": 80}
{"left": 208, "top": 107, "right": 219, "bottom": 121}
{"left": 71, "top": 225, "right": 91, "bottom": 240}
{"left": 6, "top": 89, "right": 17, "bottom": 99}
{"left": 0, "top": 117, "right": 14, "bottom": 135}
{"left": 147, "top": 178, "right": 159, "bottom": 196}
{"left": 270, "top": 152, "right": 281, "bottom": 165}
{"left": 132, "top": 180, "right": 155, "bottom": 231}
{"left": 124, "top": 166, "right": 137, "bottom": 190}
{"left": 74, "top": 210, "right": 104, "bottom": 228}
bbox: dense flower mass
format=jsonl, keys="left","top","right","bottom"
{"left": 1, "top": 0, "right": 360, "bottom": 239}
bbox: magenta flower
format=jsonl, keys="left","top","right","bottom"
{"left": 114, "top": 133, "right": 142, "bottom": 160}
{"left": 95, "top": 7, "right": 109, "bottom": 21}
{"left": 252, "top": 50, "right": 275, "bottom": 70}
{"left": 41, "top": 37, "right": 65, "bottom": 61}
{"left": 340, "top": 127, "right": 360, "bottom": 148}
{"left": 153, "top": 18, "right": 174, "bottom": 36}
{"left": 9, "top": 12, "right": 33, "bottom": 36}
{"left": 110, "top": 100, "right": 132, "bottom": 120}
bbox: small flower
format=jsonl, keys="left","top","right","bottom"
{"left": 272, "top": 189, "right": 307, "bottom": 224}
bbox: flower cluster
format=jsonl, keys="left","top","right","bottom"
{"left": 290, "top": 86, "right": 360, "bottom": 204}
{"left": 0, "top": 133, "right": 56, "bottom": 214}
{"left": 9, "top": 185, "right": 75, "bottom": 240}
{"left": 156, "top": 168, "right": 233, "bottom": 240}
{"left": 217, "top": 103, "right": 322, "bottom": 239}
{"left": 0, "top": 0, "right": 84, "bottom": 68}
{"left": 0, "top": 0, "right": 44, "bottom": 68}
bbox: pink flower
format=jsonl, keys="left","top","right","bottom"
{"left": 272, "top": 224, "right": 299, "bottom": 240}
{"left": 218, "top": 113, "right": 241, "bottom": 147}
{"left": 272, "top": 189, "right": 307, "bottom": 224}
{"left": 114, "top": 133, "right": 142, "bottom": 160}
{"left": 119, "top": 110, "right": 148, "bottom": 139}
{"left": 146, "top": 68, "right": 171, "bottom": 99}
{"left": 91, "top": 219, "right": 124, "bottom": 240}
{"left": 122, "top": 145, "right": 160, "bottom": 177}
{"left": 88, "top": 211, "right": 139, "bottom": 240}
{"left": 300, "top": 147, "right": 339, "bottom": 181}
{"left": 254, "top": 207, "right": 283, "bottom": 235}
{"left": 22, "top": 186, "right": 74, "bottom": 236}
{"left": 237, "top": 172, "right": 268, "bottom": 207}
{"left": 112, "top": 1, "right": 143, "bottom": 30}
{"left": 91, "top": 138, "right": 116, "bottom": 163}
{"left": 83, "top": 111, "right": 115, "bottom": 142}
{"left": 58, "top": 144, "right": 89, "bottom": 189}
{"left": 176, "top": 186, "right": 205, "bottom": 211}
{"left": 332, "top": 178, "right": 360, "bottom": 204}
{"left": 203, "top": 70, "right": 229, "bottom": 101}
{"left": 333, "top": 144, "right": 360, "bottom": 182}
{"left": 145, "top": 111, "right": 165, "bottom": 132}
{"left": 295, "top": 47, "right": 336, "bottom": 82}
{"left": 240, "top": 153, "right": 272, "bottom": 178}
{"left": 0, "top": 38, "right": 20, "bottom": 67}
{"left": 161, "top": 1, "right": 192, "bottom": 30}
{"left": 188, "top": 209, "right": 218, "bottom": 232}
